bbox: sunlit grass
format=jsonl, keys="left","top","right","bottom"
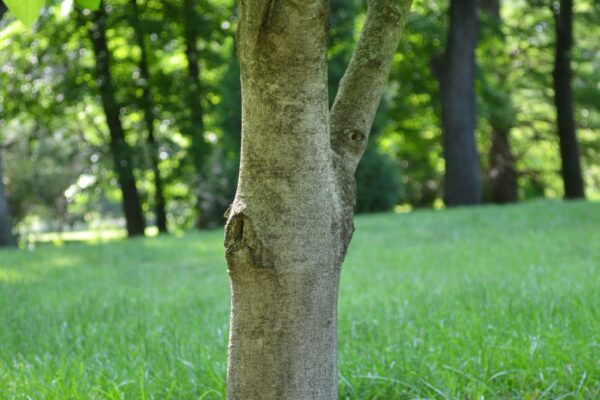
{"left": 1, "top": 199, "right": 599, "bottom": 399}
{"left": 22, "top": 226, "right": 163, "bottom": 246}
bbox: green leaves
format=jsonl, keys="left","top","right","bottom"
{"left": 75, "top": 0, "right": 102, "bottom": 10}
{"left": 3, "top": 0, "right": 100, "bottom": 28}
{"left": 3, "top": 0, "right": 46, "bottom": 27}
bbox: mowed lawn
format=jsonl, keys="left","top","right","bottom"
{"left": 1, "top": 200, "right": 599, "bottom": 399}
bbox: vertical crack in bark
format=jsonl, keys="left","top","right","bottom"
{"left": 259, "top": 0, "right": 281, "bottom": 34}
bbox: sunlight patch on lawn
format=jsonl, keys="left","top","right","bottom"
{"left": 0, "top": 255, "right": 79, "bottom": 283}
{"left": 0, "top": 268, "right": 31, "bottom": 283}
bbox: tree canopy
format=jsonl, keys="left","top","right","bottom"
{"left": 0, "top": 0, "right": 598, "bottom": 241}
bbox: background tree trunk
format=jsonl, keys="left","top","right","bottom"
{"left": 488, "top": 128, "right": 517, "bottom": 202}
{"left": 481, "top": 0, "right": 518, "bottom": 203}
{"left": 130, "top": 0, "right": 168, "bottom": 233}
{"left": 226, "top": 1, "right": 411, "bottom": 398}
{"left": 182, "top": 0, "right": 211, "bottom": 228}
{"left": 436, "top": 0, "right": 483, "bottom": 206}
{"left": 552, "top": 0, "right": 585, "bottom": 199}
{"left": 0, "top": 147, "right": 15, "bottom": 247}
{"left": 88, "top": 3, "right": 146, "bottom": 237}
{"left": 0, "top": 1, "right": 15, "bottom": 248}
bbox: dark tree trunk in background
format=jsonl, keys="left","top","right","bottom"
{"left": 552, "top": 0, "right": 585, "bottom": 199}
{"left": 182, "top": 0, "right": 210, "bottom": 228}
{"left": 0, "top": 1, "right": 6, "bottom": 20}
{"left": 89, "top": 3, "right": 146, "bottom": 237}
{"left": 0, "top": 147, "right": 15, "bottom": 247}
{"left": 0, "top": 2, "right": 15, "bottom": 248}
{"left": 488, "top": 128, "right": 517, "bottom": 202}
{"left": 130, "top": 0, "right": 168, "bottom": 233}
{"left": 481, "top": 0, "right": 517, "bottom": 203}
{"left": 435, "top": 0, "right": 482, "bottom": 206}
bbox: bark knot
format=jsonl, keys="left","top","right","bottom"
{"left": 225, "top": 209, "right": 275, "bottom": 271}
{"left": 348, "top": 129, "right": 365, "bottom": 143}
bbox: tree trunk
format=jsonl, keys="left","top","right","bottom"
{"left": 225, "top": 1, "right": 411, "bottom": 398}
{"left": 436, "top": 0, "right": 482, "bottom": 206}
{"left": 0, "top": 1, "right": 7, "bottom": 20}
{"left": 0, "top": 2, "right": 15, "bottom": 248}
{"left": 182, "top": 0, "right": 210, "bottom": 228}
{"left": 480, "top": 0, "right": 518, "bottom": 203}
{"left": 130, "top": 0, "right": 168, "bottom": 233}
{"left": 88, "top": 3, "right": 146, "bottom": 237}
{"left": 487, "top": 128, "right": 517, "bottom": 202}
{"left": 0, "top": 147, "right": 15, "bottom": 247}
{"left": 552, "top": 0, "right": 585, "bottom": 199}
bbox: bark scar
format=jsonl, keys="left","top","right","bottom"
{"left": 259, "top": 0, "right": 282, "bottom": 35}
{"left": 225, "top": 210, "right": 275, "bottom": 270}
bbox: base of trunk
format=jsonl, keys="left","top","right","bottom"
{"left": 227, "top": 266, "right": 340, "bottom": 400}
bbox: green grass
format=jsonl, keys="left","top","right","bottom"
{"left": 1, "top": 200, "right": 599, "bottom": 399}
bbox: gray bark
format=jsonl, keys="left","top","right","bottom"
{"left": 225, "top": 1, "right": 411, "bottom": 398}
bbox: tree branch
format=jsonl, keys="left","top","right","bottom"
{"left": 330, "top": 0, "right": 412, "bottom": 175}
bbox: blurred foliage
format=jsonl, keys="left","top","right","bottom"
{"left": 4, "top": 121, "right": 88, "bottom": 228}
{"left": 0, "top": 0, "right": 598, "bottom": 236}
{"left": 355, "top": 143, "right": 405, "bottom": 213}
